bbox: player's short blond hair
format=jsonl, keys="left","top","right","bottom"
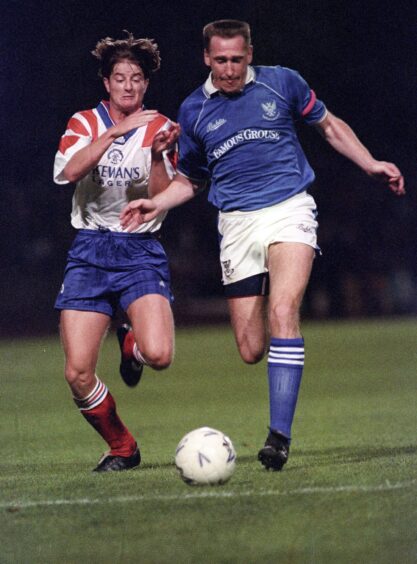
{"left": 92, "top": 30, "right": 161, "bottom": 79}
{"left": 203, "top": 20, "right": 251, "bottom": 51}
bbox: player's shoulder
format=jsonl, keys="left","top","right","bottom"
{"left": 254, "top": 65, "right": 310, "bottom": 101}
{"left": 69, "top": 107, "right": 97, "bottom": 121}
{"left": 254, "top": 64, "right": 302, "bottom": 84}
{"left": 178, "top": 85, "right": 207, "bottom": 118}
{"left": 65, "top": 107, "right": 99, "bottom": 136}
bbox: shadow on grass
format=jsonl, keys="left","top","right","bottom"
{"left": 296, "top": 444, "right": 416, "bottom": 462}
{"left": 123, "top": 444, "right": 417, "bottom": 471}
{"left": 2, "top": 445, "right": 415, "bottom": 475}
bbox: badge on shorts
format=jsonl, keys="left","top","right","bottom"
{"left": 222, "top": 260, "right": 234, "bottom": 278}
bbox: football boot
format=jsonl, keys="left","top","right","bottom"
{"left": 93, "top": 446, "right": 141, "bottom": 472}
{"left": 258, "top": 429, "right": 290, "bottom": 471}
{"left": 117, "top": 324, "right": 144, "bottom": 387}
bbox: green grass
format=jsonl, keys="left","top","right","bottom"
{"left": 1, "top": 319, "right": 416, "bottom": 563}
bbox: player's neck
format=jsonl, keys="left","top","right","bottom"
{"left": 108, "top": 104, "right": 137, "bottom": 124}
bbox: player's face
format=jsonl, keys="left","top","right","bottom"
{"left": 103, "top": 60, "right": 149, "bottom": 114}
{"left": 204, "top": 35, "right": 253, "bottom": 94}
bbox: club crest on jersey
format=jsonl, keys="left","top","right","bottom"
{"left": 207, "top": 118, "right": 227, "bottom": 132}
{"left": 108, "top": 148, "right": 124, "bottom": 164}
{"left": 261, "top": 100, "right": 279, "bottom": 121}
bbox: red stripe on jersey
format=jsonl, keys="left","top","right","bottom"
{"left": 167, "top": 149, "right": 178, "bottom": 170}
{"left": 142, "top": 115, "right": 168, "bottom": 147}
{"left": 78, "top": 109, "right": 99, "bottom": 141}
{"left": 67, "top": 116, "right": 89, "bottom": 136}
{"left": 301, "top": 90, "right": 317, "bottom": 117}
{"left": 59, "top": 135, "right": 80, "bottom": 154}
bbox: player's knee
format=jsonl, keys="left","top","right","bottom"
{"left": 269, "top": 300, "right": 300, "bottom": 334}
{"left": 64, "top": 364, "right": 94, "bottom": 388}
{"left": 241, "top": 350, "right": 264, "bottom": 364}
{"left": 143, "top": 346, "right": 173, "bottom": 371}
{"left": 151, "top": 357, "right": 172, "bottom": 370}
{"left": 237, "top": 341, "right": 265, "bottom": 364}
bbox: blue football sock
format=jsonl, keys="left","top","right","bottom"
{"left": 267, "top": 337, "right": 305, "bottom": 440}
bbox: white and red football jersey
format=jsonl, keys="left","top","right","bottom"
{"left": 54, "top": 101, "right": 177, "bottom": 232}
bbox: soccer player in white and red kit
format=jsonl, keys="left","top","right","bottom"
{"left": 120, "top": 20, "right": 404, "bottom": 472}
{"left": 54, "top": 32, "right": 179, "bottom": 472}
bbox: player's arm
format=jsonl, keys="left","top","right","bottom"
{"left": 120, "top": 173, "right": 204, "bottom": 231}
{"left": 148, "top": 123, "right": 180, "bottom": 197}
{"left": 314, "top": 111, "right": 405, "bottom": 195}
{"left": 63, "top": 110, "right": 159, "bottom": 183}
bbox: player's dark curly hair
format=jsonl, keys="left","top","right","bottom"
{"left": 203, "top": 20, "right": 251, "bottom": 50}
{"left": 92, "top": 30, "right": 161, "bottom": 79}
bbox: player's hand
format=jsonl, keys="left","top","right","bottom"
{"left": 120, "top": 199, "right": 159, "bottom": 231}
{"left": 151, "top": 122, "right": 180, "bottom": 158}
{"left": 111, "top": 109, "right": 159, "bottom": 138}
{"left": 368, "top": 161, "right": 405, "bottom": 196}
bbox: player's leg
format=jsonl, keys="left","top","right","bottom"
{"left": 116, "top": 294, "right": 174, "bottom": 386}
{"left": 218, "top": 207, "right": 270, "bottom": 364}
{"left": 60, "top": 309, "right": 139, "bottom": 471}
{"left": 115, "top": 233, "right": 174, "bottom": 386}
{"left": 227, "top": 295, "right": 268, "bottom": 364}
{"left": 117, "top": 293, "right": 174, "bottom": 387}
{"left": 258, "top": 242, "right": 314, "bottom": 470}
{"left": 268, "top": 241, "right": 314, "bottom": 337}
{"left": 127, "top": 293, "right": 174, "bottom": 370}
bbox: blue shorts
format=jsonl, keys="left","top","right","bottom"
{"left": 55, "top": 229, "right": 173, "bottom": 317}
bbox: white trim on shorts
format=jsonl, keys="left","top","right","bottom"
{"left": 218, "top": 191, "right": 319, "bottom": 286}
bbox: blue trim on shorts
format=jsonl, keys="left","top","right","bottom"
{"left": 224, "top": 273, "right": 270, "bottom": 298}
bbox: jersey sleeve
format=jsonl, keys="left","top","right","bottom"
{"left": 176, "top": 100, "right": 210, "bottom": 182}
{"left": 53, "top": 112, "right": 95, "bottom": 184}
{"left": 158, "top": 118, "right": 178, "bottom": 179}
{"left": 281, "top": 67, "right": 327, "bottom": 125}
{"left": 141, "top": 115, "right": 178, "bottom": 179}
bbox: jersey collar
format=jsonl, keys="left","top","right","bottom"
{"left": 203, "top": 66, "right": 255, "bottom": 98}
{"left": 96, "top": 101, "right": 142, "bottom": 143}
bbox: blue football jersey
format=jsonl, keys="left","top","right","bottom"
{"left": 177, "top": 65, "right": 327, "bottom": 211}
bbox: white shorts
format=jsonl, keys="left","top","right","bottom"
{"left": 218, "top": 192, "right": 319, "bottom": 290}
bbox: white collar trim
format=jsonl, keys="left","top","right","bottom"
{"left": 203, "top": 66, "right": 255, "bottom": 97}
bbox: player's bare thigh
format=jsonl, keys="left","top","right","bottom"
{"left": 228, "top": 295, "right": 268, "bottom": 364}
{"left": 267, "top": 242, "right": 315, "bottom": 338}
{"left": 127, "top": 294, "right": 174, "bottom": 369}
{"left": 60, "top": 309, "right": 111, "bottom": 395}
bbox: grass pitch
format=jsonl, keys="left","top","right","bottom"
{"left": 1, "top": 319, "right": 416, "bottom": 563}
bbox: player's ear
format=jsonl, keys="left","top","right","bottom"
{"left": 103, "top": 77, "right": 110, "bottom": 94}
{"left": 203, "top": 49, "right": 211, "bottom": 68}
{"left": 247, "top": 45, "right": 253, "bottom": 64}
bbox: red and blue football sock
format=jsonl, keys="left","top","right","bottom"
{"left": 73, "top": 377, "right": 137, "bottom": 457}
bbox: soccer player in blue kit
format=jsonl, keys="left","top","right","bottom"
{"left": 120, "top": 20, "right": 405, "bottom": 471}
{"left": 54, "top": 32, "right": 179, "bottom": 472}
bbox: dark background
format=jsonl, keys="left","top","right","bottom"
{"left": 1, "top": 0, "right": 416, "bottom": 335}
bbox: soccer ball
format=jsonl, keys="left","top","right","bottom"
{"left": 175, "top": 427, "right": 236, "bottom": 485}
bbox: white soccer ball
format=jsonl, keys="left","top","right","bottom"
{"left": 175, "top": 427, "right": 236, "bottom": 485}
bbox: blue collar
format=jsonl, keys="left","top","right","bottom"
{"left": 96, "top": 101, "right": 139, "bottom": 143}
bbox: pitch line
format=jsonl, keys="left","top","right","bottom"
{"left": 2, "top": 479, "right": 416, "bottom": 511}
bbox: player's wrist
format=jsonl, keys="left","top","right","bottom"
{"left": 151, "top": 150, "right": 164, "bottom": 162}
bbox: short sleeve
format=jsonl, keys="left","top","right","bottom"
{"left": 53, "top": 112, "right": 94, "bottom": 184}
{"left": 281, "top": 67, "right": 327, "bottom": 125}
{"left": 176, "top": 102, "right": 210, "bottom": 181}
